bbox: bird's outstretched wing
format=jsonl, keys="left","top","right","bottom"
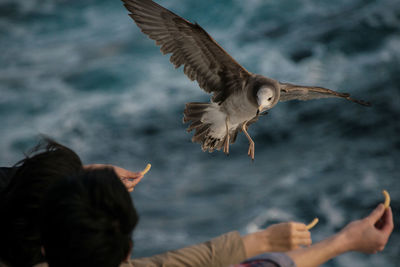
{"left": 279, "top": 83, "right": 371, "bottom": 106}
{"left": 123, "top": 0, "right": 251, "bottom": 103}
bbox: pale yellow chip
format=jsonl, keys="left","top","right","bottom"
{"left": 306, "top": 218, "right": 319, "bottom": 230}
{"left": 382, "top": 190, "right": 390, "bottom": 209}
{"left": 141, "top": 163, "right": 151, "bottom": 175}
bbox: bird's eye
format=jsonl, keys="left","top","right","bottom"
{"left": 268, "top": 97, "right": 272, "bottom": 101}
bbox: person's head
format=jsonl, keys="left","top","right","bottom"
{"left": 0, "top": 138, "right": 84, "bottom": 267}
{"left": 41, "top": 168, "right": 139, "bottom": 267}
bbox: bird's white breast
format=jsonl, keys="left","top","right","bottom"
{"left": 199, "top": 92, "right": 257, "bottom": 140}
{"left": 223, "top": 92, "right": 257, "bottom": 127}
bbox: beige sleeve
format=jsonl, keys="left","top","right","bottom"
{"left": 127, "top": 231, "right": 247, "bottom": 267}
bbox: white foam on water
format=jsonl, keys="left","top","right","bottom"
{"left": 319, "top": 195, "right": 345, "bottom": 227}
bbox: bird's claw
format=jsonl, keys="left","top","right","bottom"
{"left": 247, "top": 142, "right": 255, "bottom": 160}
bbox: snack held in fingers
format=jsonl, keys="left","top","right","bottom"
{"left": 306, "top": 218, "right": 319, "bottom": 230}
{"left": 141, "top": 163, "right": 151, "bottom": 175}
{"left": 382, "top": 190, "right": 390, "bottom": 209}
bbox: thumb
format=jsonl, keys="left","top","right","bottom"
{"left": 367, "top": 204, "right": 385, "bottom": 224}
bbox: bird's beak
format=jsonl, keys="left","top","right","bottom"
{"left": 256, "top": 106, "right": 262, "bottom": 116}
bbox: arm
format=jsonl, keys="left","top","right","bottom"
{"left": 242, "top": 222, "right": 312, "bottom": 258}
{"left": 84, "top": 164, "right": 144, "bottom": 192}
{"left": 286, "top": 231, "right": 346, "bottom": 267}
{"left": 129, "top": 222, "right": 311, "bottom": 267}
{"left": 286, "top": 204, "right": 394, "bottom": 267}
{"left": 130, "top": 231, "right": 247, "bottom": 267}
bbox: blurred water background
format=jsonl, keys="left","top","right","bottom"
{"left": 0, "top": 0, "right": 399, "bottom": 266}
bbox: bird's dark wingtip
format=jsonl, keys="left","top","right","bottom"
{"left": 346, "top": 96, "right": 372, "bottom": 107}
{"left": 363, "top": 101, "right": 372, "bottom": 107}
{"left": 357, "top": 99, "right": 372, "bottom": 107}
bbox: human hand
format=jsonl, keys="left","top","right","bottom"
{"left": 262, "top": 222, "right": 313, "bottom": 251}
{"left": 84, "top": 164, "right": 144, "bottom": 192}
{"left": 112, "top": 165, "right": 144, "bottom": 192}
{"left": 339, "top": 204, "right": 394, "bottom": 254}
{"left": 242, "top": 222, "right": 312, "bottom": 258}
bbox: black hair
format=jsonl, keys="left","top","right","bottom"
{"left": 0, "top": 138, "right": 84, "bottom": 266}
{"left": 41, "top": 168, "right": 139, "bottom": 267}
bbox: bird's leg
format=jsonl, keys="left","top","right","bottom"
{"left": 223, "top": 117, "right": 230, "bottom": 155}
{"left": 242, "top": 121, "right": 255, "bottom": 160}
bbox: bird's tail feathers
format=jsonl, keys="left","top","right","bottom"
{"left": 183, "top": 102, "right": 229, "bottom": 152}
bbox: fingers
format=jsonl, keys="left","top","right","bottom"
{"left": 123, "top": 171, "right": 144, "bottom": 180}
{"left": 286, "top": 222, "right": 311, "bottom": 238}
{"left": 289, "top": 223, "right": 312, "bottom": 249}
{"left": 380, "top": 207, "right": 394, "bottom": 235}
{"left": 121, "top": 179, "right": 135, "bottom": 192}
{"left": 121, "top": 174, "right": 144, "bottom": 192}
{"left": 294, "top": 230, "right": 311, "bottom": 239}
{"left": 291, "top": 229, "right": 312, "bottom": 246}
{"left": 293, "top": 230, "right": 312, "bottom": 247}
{"left": 290, "top": 222, "right": 308, "bottom": 231}
{"left": 131, "top": 174, "right": 144, "bottom": 186}
{"left": 375, "top": 218, "right": 384, "bottom": 229}
{"left": 296, "top": 237, "right": 312, "bottom": 247}
{"left": 367, "top": 204, "right": 386, "bottom": 224}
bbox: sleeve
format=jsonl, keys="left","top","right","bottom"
{"left": 129, "top": 231, "right": 247, "bottom": 267}
{"left": 235, "top": 253, "right": 296, "bottom": 267}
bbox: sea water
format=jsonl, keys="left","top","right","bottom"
{"left": 0, "top": 0, "right": 399, "bottom": 266}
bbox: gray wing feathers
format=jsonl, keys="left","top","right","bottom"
{"left": 123, "top": 0, "right": 250, "bottom": 103}
{"left": 279, "top": 83, "right": 371, "bottom": 106}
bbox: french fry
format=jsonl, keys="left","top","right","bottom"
{"left": 306, "top": 218, "right": 319, "bottom": 230}
{"left": 382, "top": 190, "right": 390, "bottom": 209}
{"left": 140, "top": 163, "right": 151, "bottom": 175}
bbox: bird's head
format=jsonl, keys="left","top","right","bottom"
{"left": 256, "top": 85, "right": 279, "bottom": 115}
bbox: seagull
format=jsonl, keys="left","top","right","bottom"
{"left": 122, "top": 0, "right": 370, "bottom": 160}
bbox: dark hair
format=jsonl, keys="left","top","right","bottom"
{"left": 41, "top": 168, "right": 139, "bottom": 267}
{"left": 0, "top": 138, "right": 84, "bottom": 267}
